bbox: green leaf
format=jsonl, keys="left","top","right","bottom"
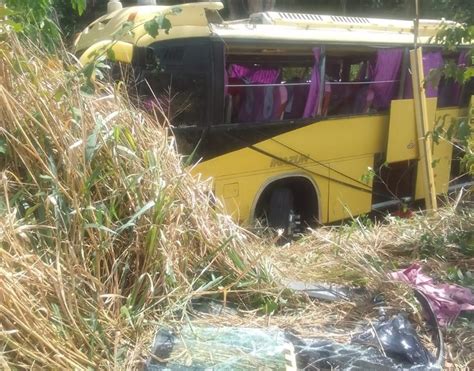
{"left": 144, "top": 17, "right": 160, "bottom": 38}
{"left": 84, "top": 223, "right": 117, "bottom": 235}
{"left": 0, "top": 138, "right": 6, "bottom": 156}
{"left": 144, "top": 15, "right": 173, "bottom": 38}
{"left": 85, "top": 126, "right": 99, "bottom": 163}
{"left": 116, "top": 201, "right": 156, "bottom": 233}
{"left": 71, "top": 107, "right": 82, "bottom": 124}
{"left": 161, "top": 17, "right": 172, "bottom": 35}
{"left": 53, "top": 86, "right": 66, "bottom": 102}
{"left": 170, "top": 7, "right": 182, "bottom": 15}
{"left": 71, "top": 0, "right": 86, "bottom": 16}
{"left": 106, "top": 48, "right": 116, "bottom": 62}
{"left": 261, "top": 298, "right": 278, "bottom": 315}
{"left": 0, "top": 7, "right": 14, "bottom": 17}
{"left": 82, "top": 62, "right": 95, "bottom": 80}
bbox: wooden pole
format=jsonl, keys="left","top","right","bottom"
{"left": 410, "top": 48, "right": 437, "bottom": 211}
{"left": 410, "top": 0, "right": 438, "bottom": 211}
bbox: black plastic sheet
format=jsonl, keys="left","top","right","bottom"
{"left": 146, "top": 318, "right": 440, "bottom": 370}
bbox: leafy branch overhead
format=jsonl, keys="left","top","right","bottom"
{"left": 2, "top": 0, "right": 87, "bottom": 50}
{"left": 144, "top": 7, "right": 181, "bottom": 38}
{"left": 71, "top": 0, "right": 86, "bottom": 16}
{"left": 435, "top": 23, "right": 474, "bottom": 83}
{"left": 144, "top": 15, "right": 172, "bottom": 38}
{"left": 430, "top": 22, "right": 474, "bottom": 176}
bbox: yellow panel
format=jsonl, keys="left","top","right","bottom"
{"left": 415, "top": 107, "right": 461, "bottom": 199}
{"left": 386, "top": 98, "right": 438, "bottom": 163}
{"left": 223, "top": 182, "right": 239, "bottom": 199}
{"left": 213, "top": 167, "right": 330, "bottom": 224}
{"left": 193, "top": 114, "right": 388, "bottom": 224}
{"left": 328, "top": 155, "right": 374, "bottom": 222}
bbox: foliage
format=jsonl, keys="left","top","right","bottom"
{"left": 431, "top": 22, "right": 474, "bottom": 176}
{"left": 3, "top": 0, "right": 85, "bottom": 50}
{"left": 225, "top": 0, "right": 473, "bottom": 22}
{"left": 0, "top": 35, "right": 273, "bottom": 368}
{"left": 144, "top": 10, "right": 177, "bottom": 38}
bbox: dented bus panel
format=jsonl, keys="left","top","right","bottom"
{"left": 75, "top": 1, "right": 473, "bottom": 229}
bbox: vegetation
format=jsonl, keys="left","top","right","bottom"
{"left": 2, "top": 0, "right": 86, "bottom": 48}
{"left": 0, "top": 35, "right": 273, "bottom": 368}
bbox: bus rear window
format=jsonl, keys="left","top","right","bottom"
{"left": 140, "top": 40, "right": 212, "bottom": 127}
{"left": 143, "top": 71, "right": 208, "bottom": 127}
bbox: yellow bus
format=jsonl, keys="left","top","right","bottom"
{"left": 76, "top": 1, "right": 473, "bottom": 232}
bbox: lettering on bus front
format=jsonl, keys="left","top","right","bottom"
{"left": 270, "top": 154, "right": 310, "bottom": 168}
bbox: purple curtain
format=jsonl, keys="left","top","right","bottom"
{"left": 405, "top": 50, "right": 444, "bottom": 98}
{"left": 227, "top": 64, "right": 281, "bottom": 123}
{"left": 424, "top": 51, "right": 444, "bottom": 97}
{"left": 303, "top": 48, "right": 322, "bottom": 118}
{"left": 372, "top": 48, "right": 403, "bottom": 109}
{"left": 437, "top": 51, "right": 468, "bottom": 107}
{"left": 229, "top": 64, "right": 280, "bottom": 84}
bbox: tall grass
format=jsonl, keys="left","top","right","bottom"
{"left": 0, "top": 36, "right": 272, "bottom": 368}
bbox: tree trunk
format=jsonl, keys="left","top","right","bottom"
{"left": 405, "top": 0, "right": 416, "bottom": 18}
{"left": 226, "top": 0, "right": 245, "bottom": 20}
{"left": 226, "top": 0, "right": 275, "bottom": 20}
{"left": 247, "top": 0, "right": 276, "bottom": 14}
{"left": 340, "top": 0, "right": 347, "bottom": 15}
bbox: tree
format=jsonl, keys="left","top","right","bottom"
{"left": 4, "top": 0, "right": 86, "bottom": 48}
{"left": 225, "top": 0, "right": 276, "bottom": 20}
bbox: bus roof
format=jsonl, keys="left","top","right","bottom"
{"left": 74, "top": 1, "right": 468, "bottom": 53}
{"left": 213, "top": 12, "right": 459, "bottom": 47}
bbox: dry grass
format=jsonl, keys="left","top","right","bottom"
{"left": 0, "top": 36, "right": 274, "bottom": 369}
{"left": 269, "top": 203, "right": 474, "bottom": 368}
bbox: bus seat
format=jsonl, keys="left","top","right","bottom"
{"left": 284, "top": 80, "right": 309, "bottom": 119}
{"left": 328, "top": 83, "right": 353, "bottom": 114}
{"left": 224, "top": 94, "right": 232, "bottom": 124}
{"left": 228, "top": 77, "right": 245, "bottom": 122}
{"left": 353, "top": 85, "right": 374, "bottom": 114}
{"left": 321, "top": 83, "right": 332, "bottom": 116}
{"left": 238, "top": 84, "right": 288, "bottom": 123}
{"left": 272, "top": 85, "right": 288, "bottom": 120}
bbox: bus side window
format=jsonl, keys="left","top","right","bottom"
{"left": 224, "top": 52, "right": 316, "bottom": 124}
{"left": 225, "top": 63, "right": 284, "bottom": 124}
{"left": 325, "top": 48, "right": 403, "bottom": 116}
{"left": 438, "top": 51, "right": 472, "bottom": 108}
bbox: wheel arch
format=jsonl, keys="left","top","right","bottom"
{"left": 250, "top": 172, "right": 322, "bottom": 225}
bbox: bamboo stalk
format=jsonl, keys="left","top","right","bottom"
{"left": 411, "top": 0, "right": 437, "bottom": 211}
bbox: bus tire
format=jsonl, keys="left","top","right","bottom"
{"left": 268, "top": 187, "right": 294, "bottom": 232}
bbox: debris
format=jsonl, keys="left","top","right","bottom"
{"left": 283, "top": 279, "right": 355, "bottom": 301}
{"left": 389, "top": 263, "right": 474, "bottom": 326}
{"left": 190, "top": 298, "right": 239, "bottom": 316}
{"left": 286, "top": 332, "right": 402, "bottom": 370}
{"left": 147, "top": 321, "right": 440, "bottom": 370}
{"left": 353, "top": 314, "right": 435, "bottom": 367}
{"left": 147, "top": 327, "right": 296, "bottom": 370}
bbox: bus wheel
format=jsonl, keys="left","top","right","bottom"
{"left": 268, "top": 187, "right": 294, "bottom": 233}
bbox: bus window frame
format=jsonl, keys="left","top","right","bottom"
{"left": 219, "top": 42, "right": 410, "bottom": 127}
{"left": 147, "top": 37, "right": 224, "bottom": 128}
{"left": 162, "top": 39, "right": 469, "bottom": 130}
